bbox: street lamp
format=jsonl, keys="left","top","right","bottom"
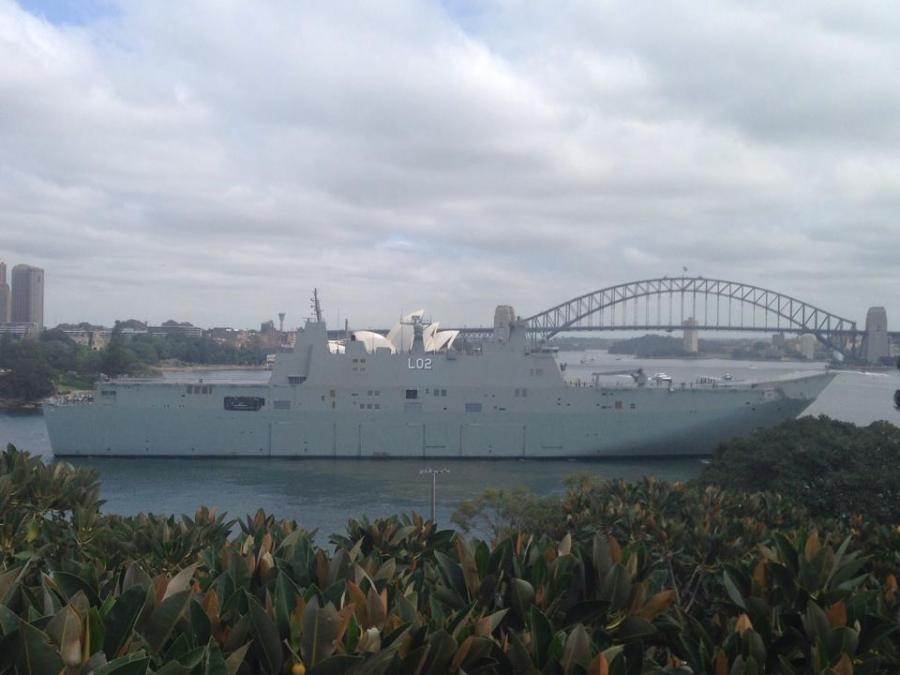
{"left": 419, "top": 468, "right": 450, "bottom": 523}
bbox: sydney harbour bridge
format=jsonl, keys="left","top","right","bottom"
{"left": 450, "top": 276, "right": 896, "bottom": 362}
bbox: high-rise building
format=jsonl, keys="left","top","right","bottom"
{"left": 862, "top": 306, "right": 889, "bottom": 363}
{"left": 11, "top": 264, "right": 44, "bottom": 328}
{"left": 0, "top": 262, "right": 10, "bottom": 323}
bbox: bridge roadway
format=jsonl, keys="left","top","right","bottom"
{"left": 328, "top": 326, "right": 900, "bottom": 339}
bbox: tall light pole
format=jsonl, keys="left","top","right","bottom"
{"left": 419, "top": 468, "right": 450, "bottom": 523}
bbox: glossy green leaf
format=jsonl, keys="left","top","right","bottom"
{"left": 247, "top": 593, "right": 283, "bottom": 675}
{"left": 103, "top": 585, "right": 147, "bottom": 658}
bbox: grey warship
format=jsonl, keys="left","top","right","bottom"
{"left": 46, "top": 302, "right": 834, "bottom": 458}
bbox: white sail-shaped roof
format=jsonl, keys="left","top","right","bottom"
{"left": 350, "top": 309, "right": 457, "bottom": 354}
{"left": 353, "top": 330, "right": 395, "bottom": 353}
{"left": 431, "top": 330, "right": 459, "bottom": 352}
{"left": 386, "top": 309, "right": 424, "bottom": 353}
{"left": 423, "top": 322, "right": 439, "bottom": 351}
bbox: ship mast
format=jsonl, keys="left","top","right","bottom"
{"left": 312, "top": 288, "right": 323, "bottom": 323}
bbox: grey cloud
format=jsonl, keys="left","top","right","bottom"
{"left": 0, "top": 0, "right": 898, "bottom": 329}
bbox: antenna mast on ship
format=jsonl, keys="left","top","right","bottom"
{"left": 311, "top": 289, "right": 323, "bottom": 323}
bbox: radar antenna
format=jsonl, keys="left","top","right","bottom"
{"left": 311, "top": 289, "right": 323, "bottom": 323}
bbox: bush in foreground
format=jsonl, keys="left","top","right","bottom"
{"left": 1, "top": 444, "right": 899, "bottom": 674}
{"left": 700, "top": 416, "right": 900, "bottom": 524}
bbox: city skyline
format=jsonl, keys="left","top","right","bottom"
{"left": 10, "top": 263, "right": 44, "bottom": 328}
{"left": 2, "top": 1, "right": 900, "bottom": 328}
{"left": 0, "top": 260, "right": 44, "bottom": 329}
{"left": 0, "top": 262, "right": 9, "bottom": 323}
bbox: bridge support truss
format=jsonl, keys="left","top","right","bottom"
{"left": 524, "top": 277, "right": 858, "bottom": 358}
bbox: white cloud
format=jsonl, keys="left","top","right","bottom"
{"left": 1, "top": 0, "right": 898, "bottom": 329}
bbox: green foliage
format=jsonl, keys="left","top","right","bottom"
{"left": 0, "top": 327, "right": 267, "bottom": 403}
{"left": 701, "top": 416, "right": 900, "bottom": 524}
{"left": 0, "top": 337, "right": 58, "bottom": 401}
{"left": 2, "top": 444, "right": 899, "bottom": 674}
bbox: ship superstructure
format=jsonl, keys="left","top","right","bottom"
{"left": 46, "top": 306, "right": 834, "bottom": 458}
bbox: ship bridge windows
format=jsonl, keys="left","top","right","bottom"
{"left": 288, "top": 376, "right": 305, "bottom": 385}
{"left": 405, "top": 389, "right": 418, "bottom": 400}
{"left": 224, "top": 396, "right": 265, "bottom": 412}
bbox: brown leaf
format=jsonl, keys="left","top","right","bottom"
{"left": 366, "top": 586, "right": 387, "bottom": 630}
{"left": 346, "top": 581, "right": 369, "bottom": 627}
{"left": 152, "top": 574, "right": 168, "bottom": 605}
{"left": 260, "top": 532, "right": 274, "bottom": 556}
{"left": 203, "top": 590, "right": 220, "bottom": 621}
{"left": 587, "top": 653, "right": 609, "bottom": 675}
{"left": 450, "top": 635, "right": 475, "bottom": 672}
{"left": 804, "top": 530, "right": 821, "bottom": 562}
{"left": 752, "top": 559, "right": 768, "bottom": 592}
{"left": 638, "top": 589, "right": 676, "bottom": 620}
{"left": 714, "top": 649, "right": 728, "bottom": 675}
{"left": 334, "top": 604, "right": 356, "bottom": 647}
{"left": 830, "top": 653, "right": 853, "bottom": 675}
{"left": 827, "top": 601, "right": 847, "bottom": 629}
{"left": 259, "top": 552, "right": 275, "bottom": 579}
{"left": 734, "top": 613, "right": 753, "bottom": 635}
{"left": 885, "top": 574, "right": 897, "bottom": 603}
{"left": 608, "top": 536, "right": 622, "bottom": 564}
{"left": 628, "top": 581, "right": 647, "bottom": 616}
{"left": 316, "top": 550, "right": 329, "bottom": 590}
{"left": 543, "top": 546, "right": 557, "bottom": 564}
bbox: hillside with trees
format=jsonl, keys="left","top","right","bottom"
{"left": 0, "top": 327, "right": 267, "bottom": 406}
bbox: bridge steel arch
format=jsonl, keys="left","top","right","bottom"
{"left": 524, "top": 277, "right": 857, "bottom": 356}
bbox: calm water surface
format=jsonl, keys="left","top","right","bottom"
{"left": 2, "top": 353, "right": 897, "bottom": 536}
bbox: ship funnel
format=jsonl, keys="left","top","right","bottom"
{"left": 493, "top": 305, "right": 515, "bottom": 342}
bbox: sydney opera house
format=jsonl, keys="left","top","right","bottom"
{"left": 328, "top": 310, "right": 459, "bottom": 354}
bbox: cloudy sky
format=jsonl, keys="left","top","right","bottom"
{"left": 2, "top": 0, "right": 899, "bottom": 330}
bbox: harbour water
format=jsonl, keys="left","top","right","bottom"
{"left": 2, "top": 352, "right": 897, "bottom": 536}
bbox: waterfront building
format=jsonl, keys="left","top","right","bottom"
{"left": 797, "top": 334, "right": 818, "bottom": 360}
{"left": 10, "top": 264, "right": 44, "bottom": 329}
{"left": 862, "top": 306, "right": 889, "bottom": 363}
{"left": 0, "top": 262, "right": 10, "bottom": 323}
{"left": 149, "top": 323, "right": 204, "bottom": 339}
{"left": 61, "top": 327, "right": 112, "bottom": 350}
{"left": 209, "top": 327, "right": 251, "bottom": 345}
{"left": 0, "top": 323, "right": 40, "bottom": 338}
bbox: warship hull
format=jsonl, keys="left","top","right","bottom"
{"left": 46, "top": 372, "right": 834, "bottom": 458}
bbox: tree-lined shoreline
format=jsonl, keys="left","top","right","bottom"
{"left": 0, "top": 327, "right": 268, "bottom": 408}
